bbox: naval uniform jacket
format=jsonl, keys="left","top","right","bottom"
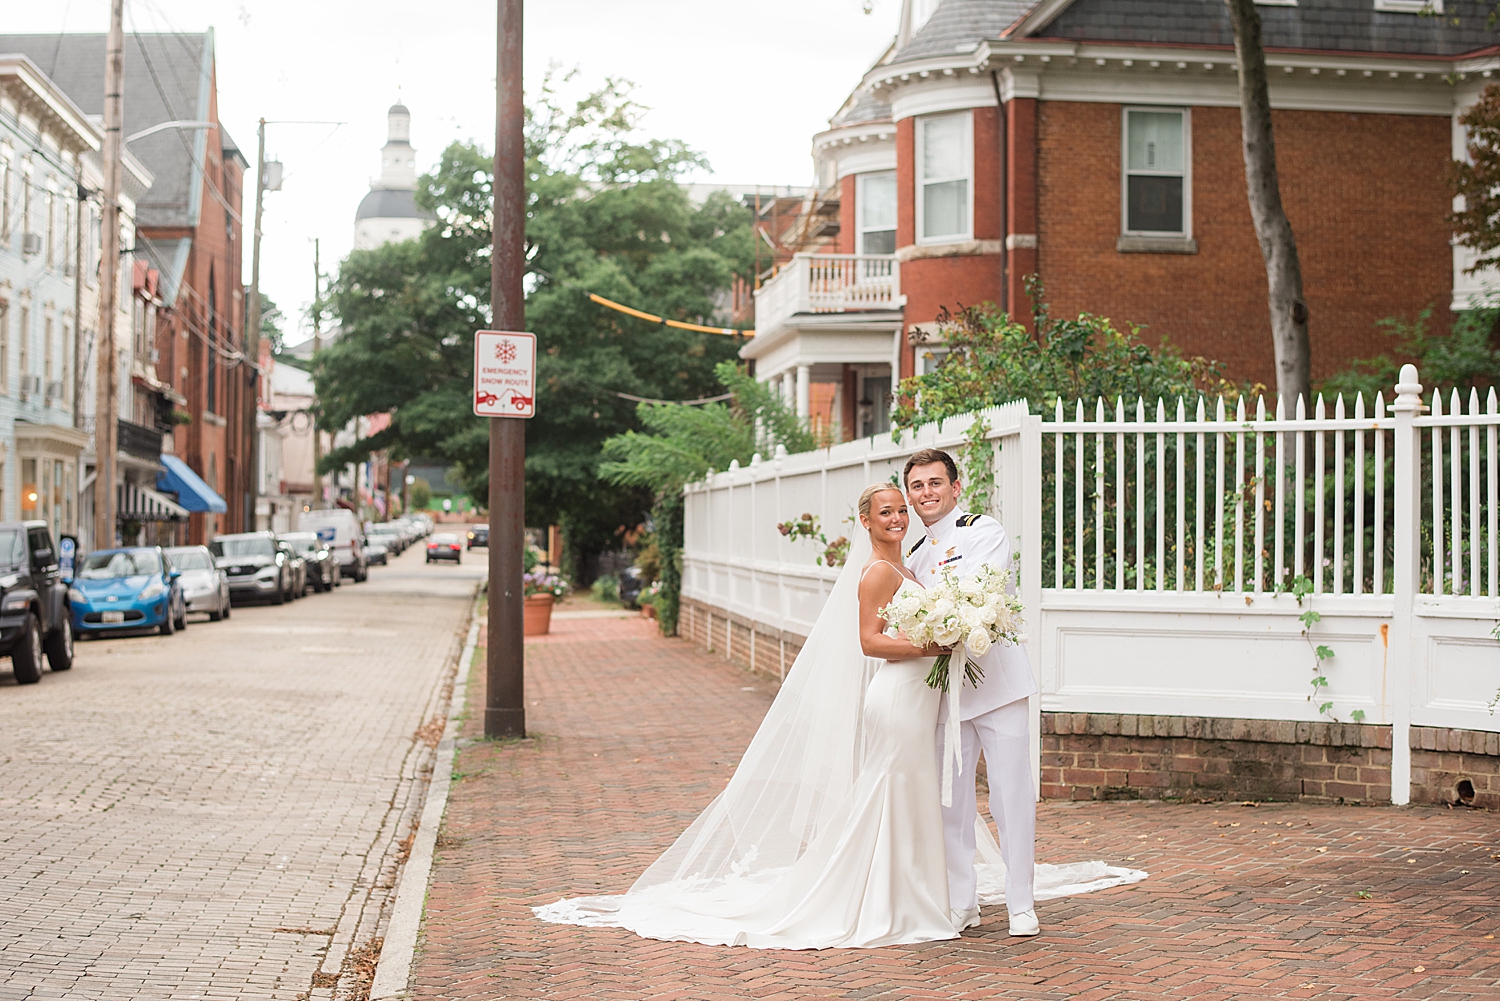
{"left": 904, "top": 508, "right": 1038, "bottom": 720}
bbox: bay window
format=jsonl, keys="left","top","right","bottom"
{"left": 917, "top": 113, "right": 971, "bottom": 243}
{"left": 857, "top": 171, "right": 896, "bottom": 255}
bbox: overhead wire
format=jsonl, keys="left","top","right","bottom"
{"left": 530, "top": 266, "right": 752, "bottom": 338}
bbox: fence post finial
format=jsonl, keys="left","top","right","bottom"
{"left": 1392, "top": 364, "right": 1422, "bottom": 414}
{"left": 774, "top": 443, "right": 789, "bottom": 459}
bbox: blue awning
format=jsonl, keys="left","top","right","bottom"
{"left": 157, "top": 454, "right": 227, "bottom": 513}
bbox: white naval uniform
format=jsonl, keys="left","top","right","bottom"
{"left": 905, "top": 507, "right": 1038, "bottom": 916}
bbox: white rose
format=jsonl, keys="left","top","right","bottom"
{"left": 957, "top": 577, "right": 981, "bottom": 596}
{"left": 976, "top": 603, "right": 997, "bottom": 625}
{"left": 1014, "top": 633, "right": 1028, "bottom": 644}
{"left": 966, "top": 629, "right": 992, "bottom": 655}
{"left": 933, "top": 620, "right": 962, "bottom": 646}
{"left": 931, "top": 598, "right": 955, "bottom": 619}
{"left": 898, "top": 594, "right": 923, "bottom": 617}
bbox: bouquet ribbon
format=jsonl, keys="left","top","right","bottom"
{"left": 940, "top": 641, "right": 964, "bottom": 808}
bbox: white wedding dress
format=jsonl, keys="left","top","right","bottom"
{"left": 535, "top": 532, "right": 1145, "bottom": 950}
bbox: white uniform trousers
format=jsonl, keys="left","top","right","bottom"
{"left": 935, "top": 697, "right": 1036, "bottom": 914}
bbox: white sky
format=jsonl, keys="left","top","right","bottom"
{"left": 7, "top": 0, "right": 899, "bottom": 346}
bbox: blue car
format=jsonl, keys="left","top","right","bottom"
{"left": 70, "top": 547, "right": 187, "bottom": 636}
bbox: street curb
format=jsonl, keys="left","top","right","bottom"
{"left": 369, "top": 589, "right": 481, "bottom": 1001}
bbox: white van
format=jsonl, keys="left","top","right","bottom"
{"left": 297, "top": 509, "right": 368, "bottom": 582}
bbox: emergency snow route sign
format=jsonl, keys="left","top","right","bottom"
{"left": 474, "top": 330, "right": 537, "bottom": 418}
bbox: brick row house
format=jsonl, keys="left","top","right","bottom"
{"left": 1, "top": 31, "right": 254, "bottom": 545}
{"left": 752, "top": 0, "right": 1500, "bottom": 439}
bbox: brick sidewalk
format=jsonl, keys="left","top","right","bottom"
{"left": 413, "top": 614, "right": 1500, "bottom": 1000}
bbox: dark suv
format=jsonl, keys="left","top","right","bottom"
{"left": 0, "top": 521, "right": 74, "bottom": 683}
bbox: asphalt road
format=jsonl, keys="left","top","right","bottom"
{"left": 0, "top": 538, "right": 486, "bottom": 1000}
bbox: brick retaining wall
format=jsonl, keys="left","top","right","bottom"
{"left": 679, "top": 597, "right": 1500, "bottom": 809}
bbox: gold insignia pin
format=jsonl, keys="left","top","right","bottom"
{"left": 945, "top": 547, "right": 956, "bottom": 557}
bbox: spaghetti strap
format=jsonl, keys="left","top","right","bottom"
{"left": 859, "top": 558, "right": 909, "bottom": 582}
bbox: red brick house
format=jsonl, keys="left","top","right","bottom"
{"left": 748, "top": 0, "right": 1500, "bottom": 439}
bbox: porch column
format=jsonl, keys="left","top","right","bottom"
{"left": 780, "top": 372, "right": 794, "bottom": 410}
{"left": 795, "top": 365, "right": 810, "bottom": 419}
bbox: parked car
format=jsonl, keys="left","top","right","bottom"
{"left": 298, "top": 509, "right": 368, "bottom": 582}
{"left": 0, "top": 521, "right": 74, "bottom": 682}
{"left": 70, "top": 546, "right": 186, "bottom": 638}
{"left": 164, "top": 545, "right": 230, "bottom": 621}
{"left": 366, "top": 542, "right": 389, "bottom": 566}
{"left": 280, "top": 532, "right": 340, "bottom": 592}
{"left": 466, "top": 524, "right": 489, "bottom": 550}
{"left": 278, "top": 540, "right": 307, "bottom": 599}
{"left": 618, "top": 565, "right": 645, "bottom": 608}
{"left": 212, "top": 532, "right": 293, "bottom": 605}
{"left": 367, "top": 523, "right": 404, "bottom": 555}
{"left": 426, "top": 533, "right": 462, "bottom": 564}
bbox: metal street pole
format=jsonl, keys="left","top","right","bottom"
{"left": 93, "top": 0, "right": 124, "bottom": 551}
{"left": 486, "top": 0, "right": 526, "bottom": 739}
{"left": 246, "top": 119, "right": 267, "bottom": 532}
{"left": 311, "top": 238, "right": 324, "bottom": 508}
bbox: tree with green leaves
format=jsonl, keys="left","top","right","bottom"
{"left": 600, "top": 362, "right": 814, "bottom": 634}
{"left": 1450, "top": 83, "right": 1500, "bottom": 277}
{"left": 892, "top": 284, "right": 1236, "bottom": 430}
{"left": 260, "top": 293, "right": 286, "bottom": 355}
{"left": 313, "top": 76, "right": 758, "bottom": 579}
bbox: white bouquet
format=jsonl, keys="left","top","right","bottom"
{"left": 879, "top": 563, "right": 1025, "bottom": 692}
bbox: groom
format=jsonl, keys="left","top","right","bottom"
{"left": 903, "top": 447, "right": 1039, "bottom": 937}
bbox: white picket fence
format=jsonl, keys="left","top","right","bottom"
{"left": 681, "top": 365, "right": 1500, "bottom": 804}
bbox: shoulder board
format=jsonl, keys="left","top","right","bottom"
{"left": 906, "top": 538, "right": 925, "bottom": 558}
{"left": 956, "top": 513, "right": 982, "bottom": 527}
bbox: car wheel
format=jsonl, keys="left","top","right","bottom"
{"left": 175, "top": 598, "right": 187, "bottom": 631}
{"left": 45, "top": 614, "right": 74, "bottom": 671}
{"left": 271, "top": 580, "right": 286, "bottom": 605}
{"left": 222, "top": 590, "right": 231, "bottom": 619}
{"left": 209, "top": 604, "right": 223, "bottom": 622}
{"left": 159, "top": 606, "right": 175, "bottom": 636}
{"left": 12, "top": 613, "right": 42, "bottom": 684}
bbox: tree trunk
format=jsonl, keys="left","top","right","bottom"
{"left": 1226, "top": 0, "right": 1311, "bottom": 408}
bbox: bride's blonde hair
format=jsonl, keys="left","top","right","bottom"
{"left": 857, "top": 482, "right": 904, "bottom": 519}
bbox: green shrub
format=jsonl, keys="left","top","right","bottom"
{"left": 591, "top": 574, "right": 619, "bottom": 604}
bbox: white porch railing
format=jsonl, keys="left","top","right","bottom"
{"left": 753, "top": 253, "right": 902, "bottom": 337}
{"left": 681, "top": 366, "right": 1500, "bottom": 805}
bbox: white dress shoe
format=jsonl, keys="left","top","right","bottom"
{"left": 952, "top": 906, "right": 981, "bottom": 931}
{"left": 1008, "top": 909, "right": 1040, "bottom": 937}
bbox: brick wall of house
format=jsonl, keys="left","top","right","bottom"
{"left": 837, "top": 174, "right": 857, "bottom": 255}
{"left": 1035, "top": 101, "right": 1454, "bottom": 388}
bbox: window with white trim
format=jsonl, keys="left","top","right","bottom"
{"left": 857, "top": 171, "right": 896, "bottom": 255}
{"left": 1123, "top": 107, "right": 1190, "bottom": 236}
{"left": 917, "top": 113, "right": 971, "bottom": 243}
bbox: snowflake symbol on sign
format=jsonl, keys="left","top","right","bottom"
{"left": 495, "top": 340, "right": 518, "bottom": 363}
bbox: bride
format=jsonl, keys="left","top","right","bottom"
{"left": 536, "top": 484, "right": 1143, "bottom": 949}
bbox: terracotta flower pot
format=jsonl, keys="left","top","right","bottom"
{"left": 523, "top": 593, "right": 555, "bottom": 636}
{"left": 640, "top": 603, "right": 657, "bottom": 620}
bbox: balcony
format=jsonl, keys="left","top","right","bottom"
{"left": 753, "top": 253, "right": 902, "bottom": 339}
{"left": 118, "top": 419, "right": 163, "bottom": 461}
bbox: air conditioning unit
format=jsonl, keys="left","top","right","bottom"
{"left": 45, "top": 380, "right": 64, "bottom": 401}
{"left": 21, "top": 233, "right": 41, "bottom": 256}
{"left": 19, "top": 375, "right": 41, "bottom": 396}
{"left": 63, "top": 262, "right": 75, "bottom": 277}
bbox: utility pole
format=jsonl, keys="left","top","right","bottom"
{"left": 93, "top": 0, "right": 124, "bottom": 551}
{"left": 486, "top": 0, "right": 526, "bottom": 739}
{"left": 311, "top": 238, "right": 324, "bottom": 508}
{"left": 246, "top": 119, "right": 268, "bottom": 533}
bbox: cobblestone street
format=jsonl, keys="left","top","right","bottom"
{"left": 0, "top": 545, "right": 481, "bottom": 1001}
{"left": 413, "top": 614, "right": 1500, "bottom": 1001}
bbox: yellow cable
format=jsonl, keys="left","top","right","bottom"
{"left": 587, "top": 292, "right": 751, "bottom": 338}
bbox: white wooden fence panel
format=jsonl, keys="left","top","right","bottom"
{"left": 681, "top": 366, "right": 1500, "bottom": 803}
